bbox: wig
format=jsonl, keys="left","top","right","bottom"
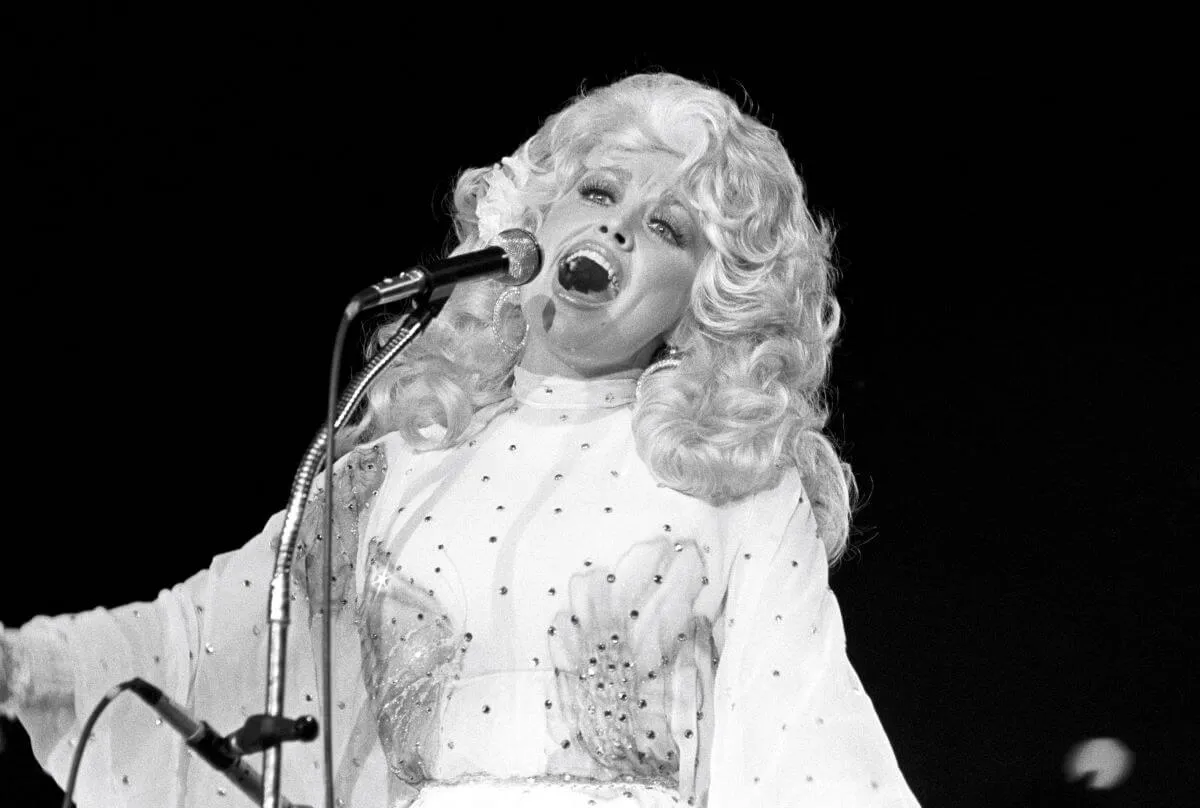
{"left": 340, "top": 73, "right": 857, "bottom": 562}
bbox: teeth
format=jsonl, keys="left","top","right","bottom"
{"left": 564, "top": 248, "right": 619, "bottom": 290}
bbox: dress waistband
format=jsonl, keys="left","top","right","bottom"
{"left": 410, "top": 774, "right": 681, "bottom": 808}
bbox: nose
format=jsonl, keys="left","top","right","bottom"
{"left": 598, "top": 222, "right": 633, "bottom": 251}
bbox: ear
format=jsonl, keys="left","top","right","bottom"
{"left": 647, "top": 339, "right": 676, "bottom": 365}
{"left": 660, "top": 319, "right": 689, "bottom": 350}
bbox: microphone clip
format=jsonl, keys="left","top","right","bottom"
{"left": 227, "top": 713, "right": 320, "bottom": 756}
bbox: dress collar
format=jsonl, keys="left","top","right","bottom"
{"left": 512, "top": 365, "right": 639, "bottom": 410}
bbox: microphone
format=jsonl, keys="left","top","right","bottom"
{"left": 126, "top": 678, "right": 238, "bottom": 771}
{"left": 125, "top": 678, "right": 315, "bottom": 808}
{"left": 350, "top": 228, "right": 542, "bottom": 312}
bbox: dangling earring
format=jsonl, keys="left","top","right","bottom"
{"left": 635, "top": 344, "right": 685, "bottom": 403}
{"left": 491, "top": 288, "right": 527, "bottom": 353}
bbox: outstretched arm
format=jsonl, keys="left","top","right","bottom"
{"left": 0, "top": 560, "right": 215, "bottom": 767}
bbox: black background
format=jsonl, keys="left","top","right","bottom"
{"left": 4, "top": 12, "right": 1196, "bottom": 807}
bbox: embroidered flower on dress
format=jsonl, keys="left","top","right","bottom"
{"left": 273, "top": 444, "right": 386, "bottom": 621}
{"left": 359, "top": 549, "right": 465, "bottom": 785}
{"left": 547, "top": 538, "right": 708, "bottom": 779}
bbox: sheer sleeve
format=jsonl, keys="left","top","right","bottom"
{"left": 2, "top": 439, "right": 396, "bottom": 807}
{"left": 706, "top": 476, "right": 920, "bottom": 806}
{"left": 4, "top": 509, "right": 285, "bottom": 804}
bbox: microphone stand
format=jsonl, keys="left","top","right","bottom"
{"left": 259, "top": 294, "right": 439, "bottom": 808}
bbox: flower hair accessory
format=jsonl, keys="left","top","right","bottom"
{"left": 475, "top": 157, "right": 530, "bottom": 247}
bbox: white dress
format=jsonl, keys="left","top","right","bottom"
{"left": 8, "top": 367, "right": 920, "bottom": 806}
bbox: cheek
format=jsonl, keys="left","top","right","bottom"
{"left": 653, "top": 255, "right": 700, "bottom": 304}
{"left": 536, "top": 210, "right": 560, "bottom": 241}
{"left": 539, "top": 199, "right": 585, "bottom": 236}
{"left": 628, "top": 261, "right": 696, "bottom": 326}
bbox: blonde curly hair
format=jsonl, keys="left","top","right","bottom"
{"left": 341, "top": 73, "right": 856, "bottom": 562}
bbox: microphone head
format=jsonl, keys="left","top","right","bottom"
{"left": 492, "top": 228, "right": 542, "bottom": 285}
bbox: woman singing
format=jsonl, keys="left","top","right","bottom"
{"left": 1, "top": 72, "right": 919, "bottom": 807}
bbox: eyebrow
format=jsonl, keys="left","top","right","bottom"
{"left": 657, "top": 189, "right": 689, "bottom": 208}
{"left": 587, "top": 165, "right": 688, "bottom": 202}
{"left": 587, "top": 164, "right": 632, "bottom": 184}
{"left": 582, "top": 163, "right": 694, "bottom": 218}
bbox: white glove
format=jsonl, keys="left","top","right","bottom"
{"left": 0, "top": 620, "right": 74, "bottom": 716}
{"left": 0, "top": 621, "right": 16, "bottom": 713}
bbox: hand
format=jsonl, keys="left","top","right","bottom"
{"left": 0, "top": 623, "right": 13, "bottom": 708}
{"left": 0, "top": 622, "right": 76, "bottom": 715}
{"left": 0, "top": 624, "right": 13, "bottom": 755}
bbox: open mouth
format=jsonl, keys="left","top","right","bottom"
{"left": 556, "top": 248, "right": 621, "bottom": 305}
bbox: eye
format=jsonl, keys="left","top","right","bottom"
{"left": 648, "top": 214, "right": 686, "bottom": 247}
{"left": 579, "top": 179, "right": 617, "bottom": 205}
{"left": 652, "top": 217, "right": 681, "bottom": 246}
